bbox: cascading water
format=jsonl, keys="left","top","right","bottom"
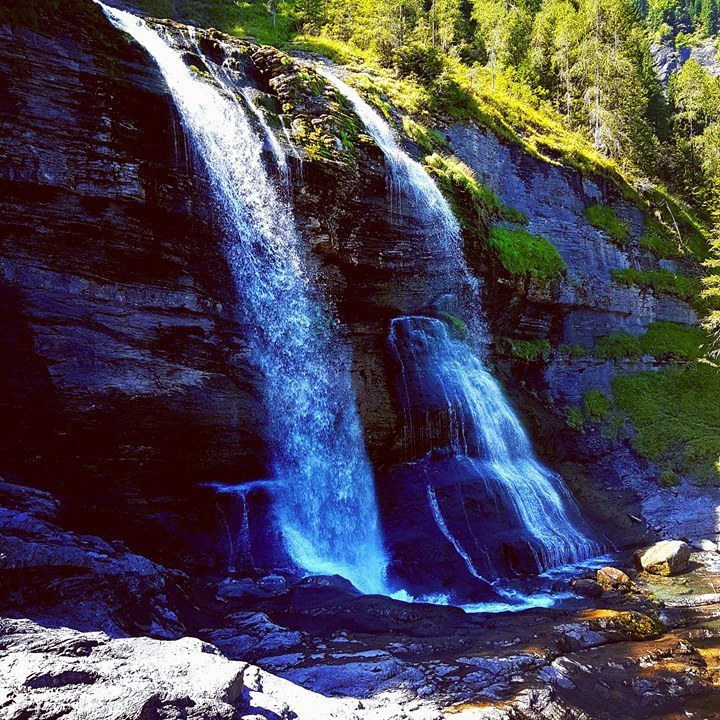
{"left": 99, "top": 4, "right": 389, "bottom": 594}
{"left": 390, "top": 316, "right": 604, "bottom": 578}
{"left": 325, "top": 68, "right": 603, "bottom": 586}
{"left": 315, "top": 67, "right": 465, "bottom": 267}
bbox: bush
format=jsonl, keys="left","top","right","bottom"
{"left": 393, "top": 42, "right": 445, "bottom": 83}
{"left": 585, "top": 205, "right": 631, "bottom": 244}
{"left": 487, "top": 227, "right": 566, "bottom": 280}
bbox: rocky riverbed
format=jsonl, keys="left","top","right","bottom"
{"left": 2, "top": 477, "right": 720, "bottom": 719}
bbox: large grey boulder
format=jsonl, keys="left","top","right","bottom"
{"left": 0, "top": 478, "right": 183, "bottom": 637}
{"left": 635, "top": 540, "right": 691, "bottom": 576}
{"left": 0, "top": 619, "right": 246, "bottom": 720}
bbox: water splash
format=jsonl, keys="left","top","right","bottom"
{"left": 99, "top": 4, "right": 389, "bottom": 594}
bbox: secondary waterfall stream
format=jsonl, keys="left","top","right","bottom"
{"left": 323, "top": 69, "right": 603, "bottom": 588}
{"left": 99, "top": 4, "right": 389, "bottom": 594}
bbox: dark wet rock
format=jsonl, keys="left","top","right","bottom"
{"left": 571, "top": 579, "right": 603, "bottom": 598}
{"left": 0, "top": 4, "right": 272, "bottom": 573}
{"left": 636, "top": 540, "right": 691, "bottom": 576}
{"left": 217, "top": 575, "right": 288, "bottom": 602}
{"left": 0, "top": 479, "right": 184, "bottom": 638}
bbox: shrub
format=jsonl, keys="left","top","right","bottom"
{"left": 585, "top": 205, "right": 631, "bottom": 244}
{"left": 393, "top": 42, "right": 445, "bottom": 83}
{"left": 487, "top": 228, "right": 566, "bottom": 280}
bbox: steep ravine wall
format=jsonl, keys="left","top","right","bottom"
{"left": 447, "top": 124, "right": 720, "bottom": 545}
{"left": 0, "top": 4, "right": 271, "bottom": 563}
{"left": 2, "top": 1, "right": 716, "bottom": 580}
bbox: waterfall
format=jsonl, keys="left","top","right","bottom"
{"left": 325, "top": 68, "right": 602, "bottom": 577}
{"left": 391, "top": 317, "right": 603, "bottom": 575}
{"left": 99, "top": 4, "right": 389, "bottom": 594}
{"left": 315, "top": 68, "right": 465, "bottom": 267}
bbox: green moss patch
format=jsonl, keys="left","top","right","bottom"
{"left": 566, "top": 389, "right": 624, "bottom": 438}
{"left": 611, "top": 268, "right": 701, "bottom": 305}
{"left": 488, "top": 228, "right": 566, "bottom": 281}
{"left": 503, "top": 338, "right": 552, "bottom": 362}
{"left": 585, "top": 205, "right": 631, "bottom": 245}
{"left": 402, "top": 117, "right": 446, "bottom": 154}
{"left": 594, "top": 322, "right": 707, "bottom": 361}
{"left": 612, "top": 361, "right": 720, "bottom": 484}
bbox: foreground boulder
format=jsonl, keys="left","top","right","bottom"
{"left": 596, "top": 566, "right": 632, "bottom": 592}
{"left": 0, "top": 619, "right": 246, "bottom": 720}
{"left": 635, "top": 540, "right": 691, "bottom": 576}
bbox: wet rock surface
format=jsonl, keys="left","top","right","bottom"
{"left": 2, "top": 479, "right": 720, "bottom": 719}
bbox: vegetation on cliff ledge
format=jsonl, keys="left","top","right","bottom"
{"left": 613, "top": 361, "right": 720, "bottom": 484}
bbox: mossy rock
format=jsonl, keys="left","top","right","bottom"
{"left": 584, "top": 609, "right": 665, "bottom": 641}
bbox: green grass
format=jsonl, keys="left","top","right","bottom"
{"left": 425, "top": 154, "right": 506, "bottom": 221}
{"left": 402, "top": 117, "right": 447, "bottom": 154}
{"left": 639, "top": 217, "right": 680, "bottom": 258}
{"left": 594, "top": 322, "right": 707, "bottom": 361}
{"left": 612, "top": 361, "right": 720, "bottom": 484}
{"left": 610, "top": 268, "right": 702, "bottom": 304}
{"left": 488, "top": 228, "right": 566, "bottom": 281}
{"left": 139, "top": 0, "right": 300, "bottom": 44}
{"left": 504, "top": 338, "right": 552, "bottom": 362}
{"left": 585, "top": 205, "right": 631, "bottom": 245}
{"left": 566, "top": 389, "right": 624, "bottom": 438}
{"left": 582, "top": 389, "right": 614, "bottom": 423}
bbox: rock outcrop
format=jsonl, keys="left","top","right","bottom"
{"left": 651, "top": 38, "right": 720, "bottom": 85}
{"left": 635, "top": 540, "right": 692, "bottom": 576}
{"left": 0, "top": 478, "right": 183, "bottom": 637}
{"left": 0, "top": 0, "right": 268, "bottom": 566}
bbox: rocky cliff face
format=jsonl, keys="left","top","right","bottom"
{"left": 0, "top": 2, "right": 277, "bottom": 565}
{"left": 0, "top": 0, "right": 714, "bottom": 586}
{"left": 652, "top": 37, "right": 720, "bottom": 84}
{"left": 447, "top": 123, "right": 719, "bottom": 546}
